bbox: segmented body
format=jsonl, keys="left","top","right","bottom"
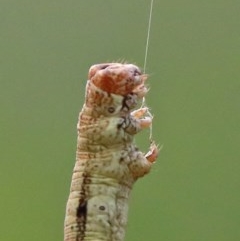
{"left": 64, "top": 63, "right": 159, "bottom": 241}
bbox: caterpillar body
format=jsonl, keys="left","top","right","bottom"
{"left": 64, "top": 63, "right": 159, "bottom": 241}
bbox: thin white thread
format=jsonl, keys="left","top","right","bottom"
{"left": 143, "top": 0, "right": 154, "bottom": 74}
{"left": 142, "top": 0, "right": 154, "bottom": 142}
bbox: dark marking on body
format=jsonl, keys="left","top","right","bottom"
{"left": 77, "top": 201, "right": 87, "bottom": 217}
{"left": 117, "top": 117, "right": 126, "bottom": 130}
{"left": 99, "top": 205, "right": 106, "bottom": 211}
{"left": 121, "top": 95, "right": 131, "bottom": 112}
{"left": 75, "top": 171, "right": 91, "bottom": 241}
{"left": 119, "top": 157, "right": 124, "bottom": 163}
{"left": 108, "top": 106, "right": 115, "bottom": 113}
{"left": 76, "top": 200, "right": 87, "bottom": 241}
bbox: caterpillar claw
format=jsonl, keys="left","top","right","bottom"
{"left": 145, "top": 142, "right": 160, "bottom": 163}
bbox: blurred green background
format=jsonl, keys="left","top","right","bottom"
{"left": 1, "top": 1, "right": 240, "bottom": 240}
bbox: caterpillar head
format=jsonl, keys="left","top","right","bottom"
{"left": 88, "top": 63, "right": 148, "bottom": 98}
{"left": 85, "top": 63, "right": 148, "bottom": 116}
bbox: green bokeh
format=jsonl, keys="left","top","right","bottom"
{"left": 1, "top": 1, "right": 240, "bottom": 241}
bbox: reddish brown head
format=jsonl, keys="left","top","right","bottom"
{"left": 88, "top": 63, "right": 148, "bottom": 97}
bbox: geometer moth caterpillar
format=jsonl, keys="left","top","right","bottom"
{"left": 64, "top": 63, "right": 159, "bottom": 241}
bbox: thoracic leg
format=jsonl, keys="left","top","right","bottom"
{"left": 131, "top": 107, "right": 152, "bottom": 129}
{"left": 131, "top": 107, "right": 148, "bottom": 118}
{"left": 145, "top": 142, "right": 160, "bottom": 163}
{"left": 131, "top": 107, "right": 159, "bottom": 162}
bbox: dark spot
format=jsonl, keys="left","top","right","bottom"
{"left": 99, "top": 205, "right": 106, "bottom": 211}
{"left": 119, "top": 157, "right": 124, "bottom": 163}
{"left": 134, "top": 146, "right": 139, "bottom": 151}
{"left": 71, "top": 226, "right": 74, "bottom": 230}
{"left": 108, "top": 107, "right": 115, "bottom": 113}
{"left": 117, "top": 123, "right": 122, "bottom": 129}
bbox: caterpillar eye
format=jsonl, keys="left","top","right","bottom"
{"left": 108, "top": 107, "right": 115, "bottom": 113}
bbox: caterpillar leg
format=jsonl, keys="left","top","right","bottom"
{"left": 145, "top": 142, "right": 160, "bottom": 163}
{"left": 131, "top": 107, "right": 148, "bottom": 118}
{"left": 128, "top": 142, "right": 159, "bottom": 178}
{"left": 131, "top": 107, "right": 152, "bottom": 129}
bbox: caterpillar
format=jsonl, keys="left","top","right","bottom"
{"left": 64, "top": 63, "right": 159, "bottom": 241}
